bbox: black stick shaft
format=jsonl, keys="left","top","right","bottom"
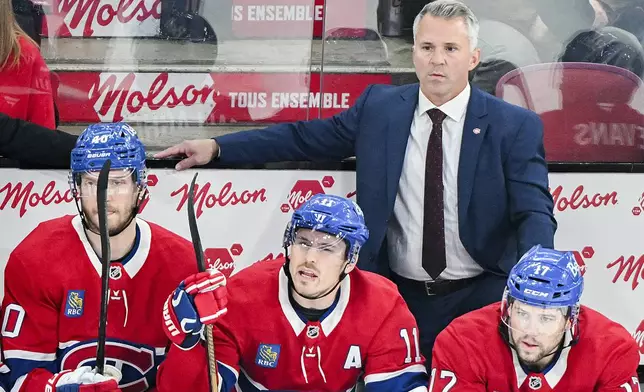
{"left": 187, "top": 173, "right": 217, "bottom": 392}
{"left": 96, "top": 159, "right": 112, "bottom": 375}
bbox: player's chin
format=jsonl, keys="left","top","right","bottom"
{"left": 293, "top": 277, "right": 322, "bottom": 292}
{"left": 108, "top": 223, "right": 128, "bottom": 235}
{"left": 107, "top": 215, "right": 131, "bottom": 233}
{"left": 517, "top": 349, "right": 542, "bottom": 364}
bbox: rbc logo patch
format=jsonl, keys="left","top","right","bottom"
{"left": 255, "top": 344, "right": 280, "bottom": 368}
{"left": 64, "top": 290, "right": 85, "bottom": 318}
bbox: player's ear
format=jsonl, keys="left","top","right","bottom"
{"left": 344, "top": 262, "right": 356, "bottom": 274}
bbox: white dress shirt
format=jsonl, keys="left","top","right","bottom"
{"left": 387, "top": 83, "right": 484, "bottom": 281}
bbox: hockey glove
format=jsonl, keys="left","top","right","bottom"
{"left": 162, "top": 269, "right": 228, "bottom": 349}
{"left": 46, "top": 365, "right": 122, "bottom": 392}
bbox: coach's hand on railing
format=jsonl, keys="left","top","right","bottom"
{"left": 154, "top": 139, "right": 219, "bottom": 170}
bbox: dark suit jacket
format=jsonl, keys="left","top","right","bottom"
{"left": 0, "top": 113, "right": 76, "bottom": 168}
{"left": 215, "top": 83, "right": 557, "bottom": 276}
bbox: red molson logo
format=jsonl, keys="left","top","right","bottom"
{"left": 281, "top": 176, "right": 334, "bottom": 213}
{"left": 550, "top": 185, "right": 618, "bottom": 212}
{"left": 606, "top": 254, "right": 644, "bottom": 291}
{"left": 172, "top": 180, "right": 267, "bottom": 218}
{"left": 204, "top": 247, "right": 287, "bottom": 278}
{"left": 0, "top": 181, "right": 73, "bottom": 217}
{"left": 57, "top": 0, "right": 161, "bottom": 36}
{"left": 91, "top": 73, "right": 217, "bottom": 122}
{"left": 204, "top": 244, "right": 243, "bottom": 278}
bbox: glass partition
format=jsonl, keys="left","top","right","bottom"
{"left": 23, "top": 0, "right": 318, "bottom": 152}
{"left": 319, "top": 0, "right": 644, "bottom": 163}
{"left": 3, "top": 0, "right": 644, "bottom": 162}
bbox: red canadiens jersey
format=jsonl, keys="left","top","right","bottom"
{"left": 1, "top": 215, "right": 199, "bottom": 392}
{"left": 430, "top": 303, "right": 640, "bottom": 392}
{"left": 156, "top": 258, "right": 429, "bottom": 392}
{"left": 0, "top": 36, "right": 56, "bottom": 129}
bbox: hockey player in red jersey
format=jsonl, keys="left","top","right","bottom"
{"left": 430, "top": 245, "right": 640, "bottom": 392}
{"left": 0, "top": 123, "right": 199, "bottom": 392}
{"left": 157, "top": 194, "right": 430, "bottom": 391}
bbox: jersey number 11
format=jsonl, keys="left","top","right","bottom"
{"left": 399, "top": 328, "right": 421, "bottom": 364}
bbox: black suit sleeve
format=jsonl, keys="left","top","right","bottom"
{"left": 0, "top": 113, "right": 77, "bottom": 168}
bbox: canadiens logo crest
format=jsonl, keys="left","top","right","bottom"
{"left": 306, "top": 326, "right": 320, "bottom": 339}
{"left": 529, "top": 376, "right": 542, "bottom": 390}
{"left": 255, "top": 344, "right": 280, "bottom": 368}
{"left": 110, "top": 265, "right": 122, "bottom": 280}
{"left": 60, "top": 339, "right": 156, "bottom": 392}
{"left": 64, "top": 290, "right": 85, "bottom": 318}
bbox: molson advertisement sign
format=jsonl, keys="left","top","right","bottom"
{"left": 40, "top": 0, "right": 368, "bottom": 38}
{"left": 53, "top": 72, "right": 392, "bottom": 123}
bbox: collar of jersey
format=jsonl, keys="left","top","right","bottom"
{"left": 512, "top": 330, "right": 573, "bottom": 389}
{"left": 278, "top": 268, "right": 351, "bottom": 337}
{"left": 114, "top": 224, "right": 141, "bottom": 266}
{"left": 71, "top": 215, "right": 151, "bottom": 278}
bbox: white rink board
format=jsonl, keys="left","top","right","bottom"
{"left": 1, "top": 169, "right": 643, "bottom": 363}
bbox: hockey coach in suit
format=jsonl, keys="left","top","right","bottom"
{"left": 155, "top": 0, "right": 557, "bottom": 364}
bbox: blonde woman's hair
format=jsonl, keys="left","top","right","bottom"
{"left": 0, "top": 0, "right": 38, "bottom": 69}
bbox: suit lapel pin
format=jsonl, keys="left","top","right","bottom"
{"left": 473, "top": 128, "right": 481, "bottom": 134}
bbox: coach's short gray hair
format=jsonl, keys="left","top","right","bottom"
{"left": 413, "top": 0, "right": 479, "bottom": 50}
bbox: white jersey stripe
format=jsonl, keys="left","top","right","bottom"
{"left": 58, "top": 341, "right": 166, "bottom": 356}
{"left": 58, "top": 340, "right": 80, "bottom": 349}
{"left": 3, "top": 349, "right": 56, "bottom": 361}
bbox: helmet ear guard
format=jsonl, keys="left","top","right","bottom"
{"left": 282, "top": 221, "right": 295, "bottom": 249}
{"left": 346, "top": 243, "right": 361, "bottom": 265}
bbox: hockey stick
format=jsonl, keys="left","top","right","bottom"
{"left": 95, "top": 159, "right": 112, "bottom": 375}
{"left": 187, "top": 173, "right": 218, "bottom": 392}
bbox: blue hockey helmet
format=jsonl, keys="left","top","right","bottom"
{"left": 69, "top": 122, "right": 147, "bottom": 196}
{"left": 283, "top": 194, "right": 369, "bottom": 264}
{"left": 501, "top": 245, "right": 584, "bottom": 335}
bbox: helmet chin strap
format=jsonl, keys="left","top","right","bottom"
{"left": 282, "top": 247, "right": 350, "bottom": 302}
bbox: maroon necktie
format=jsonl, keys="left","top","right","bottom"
{"left": 422, "top": 108, "right": 447, "bottom": 279}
